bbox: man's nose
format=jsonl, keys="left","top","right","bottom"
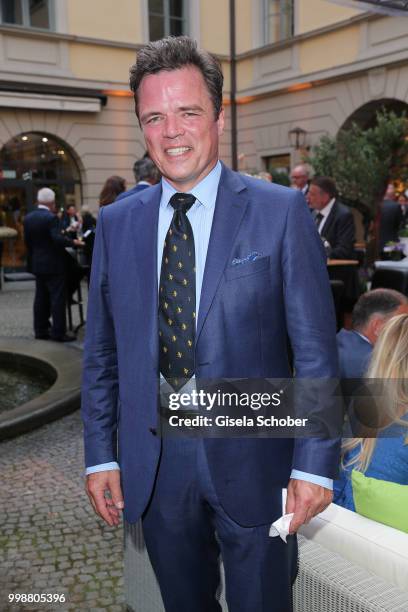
{"left": 163, "top": 115, "right": 184, "bottom": 138}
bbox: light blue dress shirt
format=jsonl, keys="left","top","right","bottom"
{"left": 86, "top": 161, "right": 333, "bottom": 491}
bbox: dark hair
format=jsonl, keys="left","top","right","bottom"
{"left": 129, "top": 36, "right": 223, "bottom": 119}
{"left": 99, "top": 175, "right": 126, "bottom": 207}
{"left": 133, "top": 157, "right": 158, "bottom": 183}
{"left": 310, "top": 176, "right": 337, "bottom": 200}
{"left": 352, "top": 288, "right": 407, "bottom": 330}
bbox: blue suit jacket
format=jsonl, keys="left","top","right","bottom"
{"left": 336, "top": 329, "right": 372, "bottom": 379}
{"left": 82, "top": 164, "right": 341, "bottom": 525}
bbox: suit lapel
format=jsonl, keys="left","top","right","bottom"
{"left": 196, "top": 165, "right": 249, "bottom": 343}
{"left": 131, "top": 184, "right": 161, "bottom": 359}
{"left": 321, "top": 200, "right": 337, "bottom": 238}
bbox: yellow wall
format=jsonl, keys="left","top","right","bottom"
{"left": 200, "top": 0, "right": 229, "bottom": 55}
{"left": 236, "top": 58, "right": 253, "bottom": 92}
{"left": 69, "top": 43, "right": 136, "bottom": 83}
{"left": 299, "top": 24, "right": 360, "bottom": 74}
{"left": 235, "top": 0, "right": 253, "bottom": 54}
{"left": 67, "top": 0, "right": 143, "bottom": 44}
{"left": 297, "top": 0, "right": 362, "bottom": 35}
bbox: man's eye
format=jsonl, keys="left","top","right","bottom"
{"left": 147, "top": 116, "right": 161, "bottom": 124}
{"left": 184, "top": 112, "right": 198, "bottom": 117}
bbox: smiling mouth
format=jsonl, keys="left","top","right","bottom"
{"left": 166, "top": 147, "right": 192, "bottom": 156}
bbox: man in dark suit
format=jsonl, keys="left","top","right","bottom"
{"left": 379, "top": 184, "right": 403, "bottom": 251}
{"left": 115, "top": 157, "right": 158, "bottom": 202}
{"left": 337, "top": 288, "right": 408, "bottom": 378}
{"left": 24, "top": 188, "right": 83, "bottom": 342}
{"left": 308, "top": 177, "right": 355, "bottom": 259}
{"left": 82, "top": 37, "right": 341, "bottom": 611}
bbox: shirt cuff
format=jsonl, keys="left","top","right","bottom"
{"left": 290, "top": 469, "right": 333, "bottom": 490}
{"left": 85, "top": 462, "right": 120, "bottom": 475}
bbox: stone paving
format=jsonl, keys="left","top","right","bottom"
{"left": 0, "top": 281, "right": 125, "bottom": 611}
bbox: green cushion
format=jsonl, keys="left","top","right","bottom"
{"left": 352, "top": 470, "right": 408, "bottom": 534}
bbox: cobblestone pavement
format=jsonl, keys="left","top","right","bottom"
{"left": 0, "top": 282, "right": 125, "bottom": 611}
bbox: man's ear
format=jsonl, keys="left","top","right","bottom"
{"left": 372, "top": 315, "right": 385, "bottom": 338}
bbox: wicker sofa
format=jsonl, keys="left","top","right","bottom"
{"left": 124, "top": 503, "right": 408, "bottom": 611}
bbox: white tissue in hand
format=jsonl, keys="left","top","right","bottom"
{"left": 269, "top": 513, "right": 294, "bottom": 543}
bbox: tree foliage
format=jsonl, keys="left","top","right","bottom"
{"left": 307, "top": 109, "right": 408, "bottom": 218}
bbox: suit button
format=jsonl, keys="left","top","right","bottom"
{"left": 149, "top": 427, "right": 157, "bottom": 436}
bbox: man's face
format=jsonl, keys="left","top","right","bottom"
{"left": 385, "top": 184, "right": 396, "bottom": 200}
{"left": 138, "top": 66, "right": 224, "bottom": 192}
{"left": 291, "top": 168, "right": 308, "bottom": 190}
{"left": 307, "top": 184, "right": 331, "bottom": 211}
{"left": 67, "top": 206, "right": 76, "bottom": 217}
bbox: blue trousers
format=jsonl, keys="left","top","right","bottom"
{"left": 142, "top": 438, "right": 297, "bottom": 611}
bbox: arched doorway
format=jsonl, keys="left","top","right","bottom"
{"left": 341, "top": 98, "right": 408, "bottom": 131}
{"left": 0, "top": 132, "right": 83, "bottom": 269}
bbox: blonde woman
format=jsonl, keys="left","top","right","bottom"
{"left": 334, "top": 314, "right": 408, "bottom": 510}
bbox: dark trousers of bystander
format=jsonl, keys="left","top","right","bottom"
{"left": 33, "top": 274, "right": 67, "bottom": 340}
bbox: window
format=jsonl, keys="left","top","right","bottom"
{"left": 1, "top": 0, "right": 52, "bottom": 30}
{"left": 264, "top": 0, "right": 293, "bottom": 45}
{"left": 148, "top": 0, "right": 186, "bottom": 41}
{"left": 263, "top": 154, "right": 291, "bottom": 185}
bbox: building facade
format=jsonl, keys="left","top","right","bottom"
{"left": 234, "top": 1, "right": 408, "bottom": 176}
{"left": 0, "top": 0, "right": 407, "bottom": 262}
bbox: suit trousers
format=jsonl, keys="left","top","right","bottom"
{"left": 33, "top": 274, "right": 67, "bottom": 339}
{"left": 142, "top": 437, "right": 297, "bottom": 612}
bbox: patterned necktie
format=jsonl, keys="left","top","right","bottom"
{"left": 159, "top": 193, "right": 196, "bottom": 391}
{"left": 315, "top": 212, "right": 323, "bottom": 230}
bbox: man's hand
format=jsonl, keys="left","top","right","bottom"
{"left": 73, "top": 239, "right": 84, "bottom": 247}
{"left": 286, "top": 479, "right": 333, "bottom": 535}
{"left": 86, "top": 470, "right": 124, "bottom": 527}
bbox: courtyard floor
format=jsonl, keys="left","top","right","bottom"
{"left": 0, "top": 280, "right": 124, "bottom": 611}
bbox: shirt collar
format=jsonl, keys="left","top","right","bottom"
{"left": 160, "top": 160, "right": 222, "bottom": 211}
{"left": 353, "top": 330, "right": 372, "bottom": 345}
{"left": 37, "top": 204, "right": 50, "bottom": 210}
{"left": 320, "top": 197, "right": 335, "bottom": 218}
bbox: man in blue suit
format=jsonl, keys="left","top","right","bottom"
{"left": 337, "top": 288, "right": 408, "bottom": 379}
{"left": 82, "top": 36, "right": 341, "bottom": 611}
{"left": 115, "top": 157, "right": 158, "bottom": 202}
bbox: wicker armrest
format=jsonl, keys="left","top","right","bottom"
{"left": 294, "top": 535, "right": 408, "bottom": 612}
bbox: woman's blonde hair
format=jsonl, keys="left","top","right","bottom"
{"left": 342, "top": 313, "right": 408, "bottom": 472}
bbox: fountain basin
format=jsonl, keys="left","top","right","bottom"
{"left": 0, "top": 338, "right": 82, "bottom": 440}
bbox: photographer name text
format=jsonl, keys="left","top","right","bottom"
{"left": 167, "top": 415, "right": 308, "bottom": 428}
